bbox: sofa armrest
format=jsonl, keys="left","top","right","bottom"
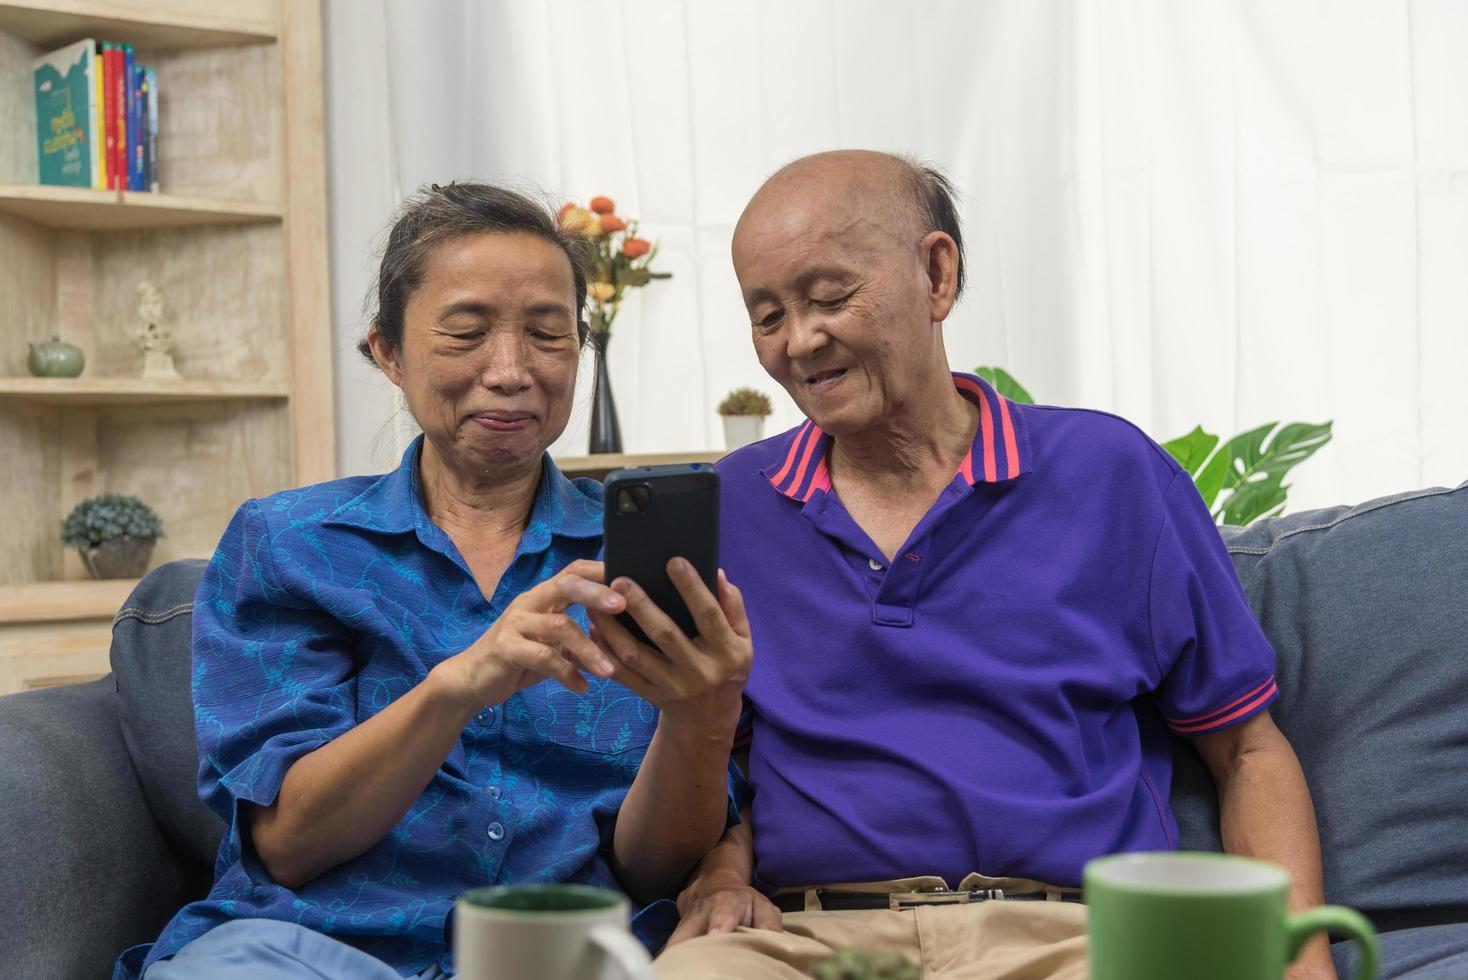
{"left": 0, "top": 677, "right": 201, "bottom": 980}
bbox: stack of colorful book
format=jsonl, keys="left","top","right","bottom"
{"left": 33, "top": 39, "right": 159, "bottom": 192}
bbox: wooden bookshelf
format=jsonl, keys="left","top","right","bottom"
{"left": 0, "top": 183, "right": 283, "bottom": 229}
{"left": 0, "top": 578, "right": 136, "bottom": 624}
{"left": 0, "top": 0, "right": 332, "bottom": 693}
{"left": 0, "top": 376, "right": 290, "bottom": 404}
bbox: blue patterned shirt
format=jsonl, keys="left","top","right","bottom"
{"left": 117, "top": 437, "right": 693, "bottom": 978}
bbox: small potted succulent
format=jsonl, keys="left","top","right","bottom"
{"left": 815, "top": 947, "right": 920, "bottom": 980}
{"left": 718, "top": 387, "right": 773, "bottom": 450}
{"left": 60, "top": 492, "right": 164, "bottom": 579}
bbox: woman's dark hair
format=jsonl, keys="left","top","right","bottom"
{"left": 358, "top": 181, "right": 589, "bottom": 364}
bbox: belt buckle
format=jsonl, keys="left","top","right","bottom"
{"left": 888, "top": 887, "right": 1004, "bottom": 910}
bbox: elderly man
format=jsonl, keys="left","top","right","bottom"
{"left": 648, "top": 151, "right": 1335, "bottom": 979}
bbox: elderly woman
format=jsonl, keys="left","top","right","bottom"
{"left": 116, "top": 182, "right": 751, "bottom": 979}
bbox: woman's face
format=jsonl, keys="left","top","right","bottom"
{"left": 373, "top": 232, "right": 581, "bottom": 475}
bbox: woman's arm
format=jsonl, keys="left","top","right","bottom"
{"left": 591, "top": 561, "right": 753, "bottom": 903}
{"left": 250, "top": 561, "right": 625, "bottom": 888}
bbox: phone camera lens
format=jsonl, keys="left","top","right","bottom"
{"left": 617, "top": 485, "right": 652, "bottom": 514}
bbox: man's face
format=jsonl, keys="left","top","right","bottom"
{"left": 732, "top": 180, "right": 937, "bottom": 436}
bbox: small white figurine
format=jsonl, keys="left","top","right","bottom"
{"left": 134, "top": 280, "right": 180, "bottom": 379}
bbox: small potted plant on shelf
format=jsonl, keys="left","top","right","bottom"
{"left": 815, "top": 947, "right": 919, "bottom": 980}
{"left": 718, "top": 387, "right": 773, "bottom": 450}
{"left": 60, "top": 492, "right": 164, "bottom": 579}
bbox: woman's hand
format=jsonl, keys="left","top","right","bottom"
{"left": 588, "top": 559, "right": 752, "bottom": 736}
{"left": 431, "top": 559, "right": 627, "bottom": 714}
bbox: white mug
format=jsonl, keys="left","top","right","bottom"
{"left": 454, "top": 884, "right": 654, "bottom": 980}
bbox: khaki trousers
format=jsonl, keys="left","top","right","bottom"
{"left": 654, "top": 876, "right": 1089, "bottom": 980}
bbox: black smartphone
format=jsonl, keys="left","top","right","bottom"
{"left": 603, "top": 463, "right": 720, "bottom": 645}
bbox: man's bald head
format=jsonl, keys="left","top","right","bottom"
{"left": 735, "top": 150, "right": 966, "bottom": 299}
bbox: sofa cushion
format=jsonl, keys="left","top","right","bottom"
{"left": 110, "top": 559, "right": 225, "bottom": 870}
{"left": 1332, "top": 922, "right": 1468, "bottom": 980}
{"left": 1171, "top": 483, "right": 1468, "bottom": 927}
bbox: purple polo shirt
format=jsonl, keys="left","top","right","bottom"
{"left": 719, "top": 373, "right": 1278, "bottom": 890}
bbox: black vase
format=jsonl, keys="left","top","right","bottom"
{"left": 590, "top": 333, "right": 622, "bottom": 454}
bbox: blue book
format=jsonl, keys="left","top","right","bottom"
{"left": 123, "top": 45, "right": 138, "bottom": 190}
{"left": 132, "top": 64, "right": 146, "bottom": 190}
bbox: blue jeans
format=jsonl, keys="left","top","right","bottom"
{"left": 142, "top": 919, "right": 452, "bottom": 979}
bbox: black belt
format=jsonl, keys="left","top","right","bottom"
{"left": 773, "top": 888, "right": 1085, "bottom": 913}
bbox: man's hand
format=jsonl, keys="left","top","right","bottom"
{"left": 588, "top": 559, "right": 752, "bottom": 735}
{"left": 667, "top": 873, "right": 783, "bottom": 946}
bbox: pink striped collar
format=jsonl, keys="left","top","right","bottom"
{"left": 764, "top": 372, "right": 1032, "bottom": 501}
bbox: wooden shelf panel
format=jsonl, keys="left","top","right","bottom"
{"left": 0, "top": 1, "right": 276, "bottom": 50}
{"left": 0, "top": 578, "right": 135, "bottom": 624}
{"left": 0, "top": 377, "right": 290, "bottom": 405}
{"left": 0, "top": 185, "right": 283, "bottom": 230}
{"left": 554, "top": 451, "right": 724, "bottom": 482}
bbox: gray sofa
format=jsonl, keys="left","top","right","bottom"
{"left": 3, "top": 485, "right": 1466, "bottom": 979}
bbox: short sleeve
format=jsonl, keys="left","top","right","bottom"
{"left": 192, "top": 499, "right": 358, "bottom": 823}
{"left": 1149, "top": 472, "right": 1279, "bottom": 737}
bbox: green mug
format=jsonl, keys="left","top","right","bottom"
{"left": 1085, "top": 852, "right": 1379, "bottom": 980}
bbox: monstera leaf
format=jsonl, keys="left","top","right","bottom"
{"left": 974, "top": 366, "right": 1034, "bottom": 404}
{"left": 1164, "top": 420, "right": 1333, "bottom": 525}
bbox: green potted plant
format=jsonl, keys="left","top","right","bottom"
{"left": 718, "top": 387, "right": 773, "bottom": 450}
{"left": 60, "top": 492, "right": 163, "bottom": 579}
{"left": 815, "top": 947, "right": 920, "bottom": 980}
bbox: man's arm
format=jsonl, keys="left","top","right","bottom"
{"left": 1194, "top": 711, "right": 1336, "bottom": 980}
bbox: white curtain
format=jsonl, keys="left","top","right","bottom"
{"left": 324, "top": 0, "right": 1468, "bottom": 513}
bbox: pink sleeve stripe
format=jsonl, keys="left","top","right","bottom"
{"left": 769, "top": 422, "right": 813, "bottom": 488}
{"left": 997, "top": 393, "right": 1021, "bottom": 477}
{"left": 1166, "top": 675, "right": 1277, "bottom": 726}
{"left": 1168, "top": 680, "right": 1279, "bottom": 735}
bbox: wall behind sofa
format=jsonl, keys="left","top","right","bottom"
{"left": 322, "top": 0, "right": 1468, "bottom": 513}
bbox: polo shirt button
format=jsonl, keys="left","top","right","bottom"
{"left": 486, "top": 785, "right": 501, "bottom": 799}
{"left": 486, "top": 822, "right": 505, "bottom": 841}
{"left": 868, "top": 558, "right": 884, "bottom": 571}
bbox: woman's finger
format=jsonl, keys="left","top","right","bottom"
{"left": 588, "top": 609, "right": 676, "bottom": 692}
{"left": 717, "top": 569, "right": 752, "bottom": 639}
{"left": 666, "top": 557, "right": 733, "bottom": 644}
{"left": 526, "top": 613, "right": 614, "bottom": 678}
{"left": 527, "top": 565, "right": 625, "bottom": 617}
{"left": 509, "top": 639, "right": 589, "bottom": 694}
{"left": 612, "top": 575, "right": 695, "bottom": 663}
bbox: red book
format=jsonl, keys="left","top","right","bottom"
{"left": 110, "top": 45, "right": 127, "bottom": 191}
{"left": 101, "top": 43, "right": 116, "bottom": 189}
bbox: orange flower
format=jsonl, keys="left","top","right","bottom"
{"left": 589, "top": 196, "right": 616, "bottom": 215}
{"left": 622, "top": 237, "right": 651, "bottom": 258}
{"left": 557, "top": 201, "right": 577, "bottom": 222}
{"left": 588, "top": 282, "right": 617, "bottom": 302}
{"left": 599, "top": 214, "right": 627, "bottom": 233}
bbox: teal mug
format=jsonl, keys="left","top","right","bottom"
{"left": 1086, "top": 852, "right": 1379, "bottom": 980}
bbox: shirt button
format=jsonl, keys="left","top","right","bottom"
{"left": 486, "top": 785, "right": 502, "bottom": 800}
{"left": 478, "top": 707, "right": 495, "bottom": 722}
{"left": 868, "top": 558, "right": 884, "bottom": 571}
{"left": 486, "top": 822, "right": 505, "bottom": 841}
